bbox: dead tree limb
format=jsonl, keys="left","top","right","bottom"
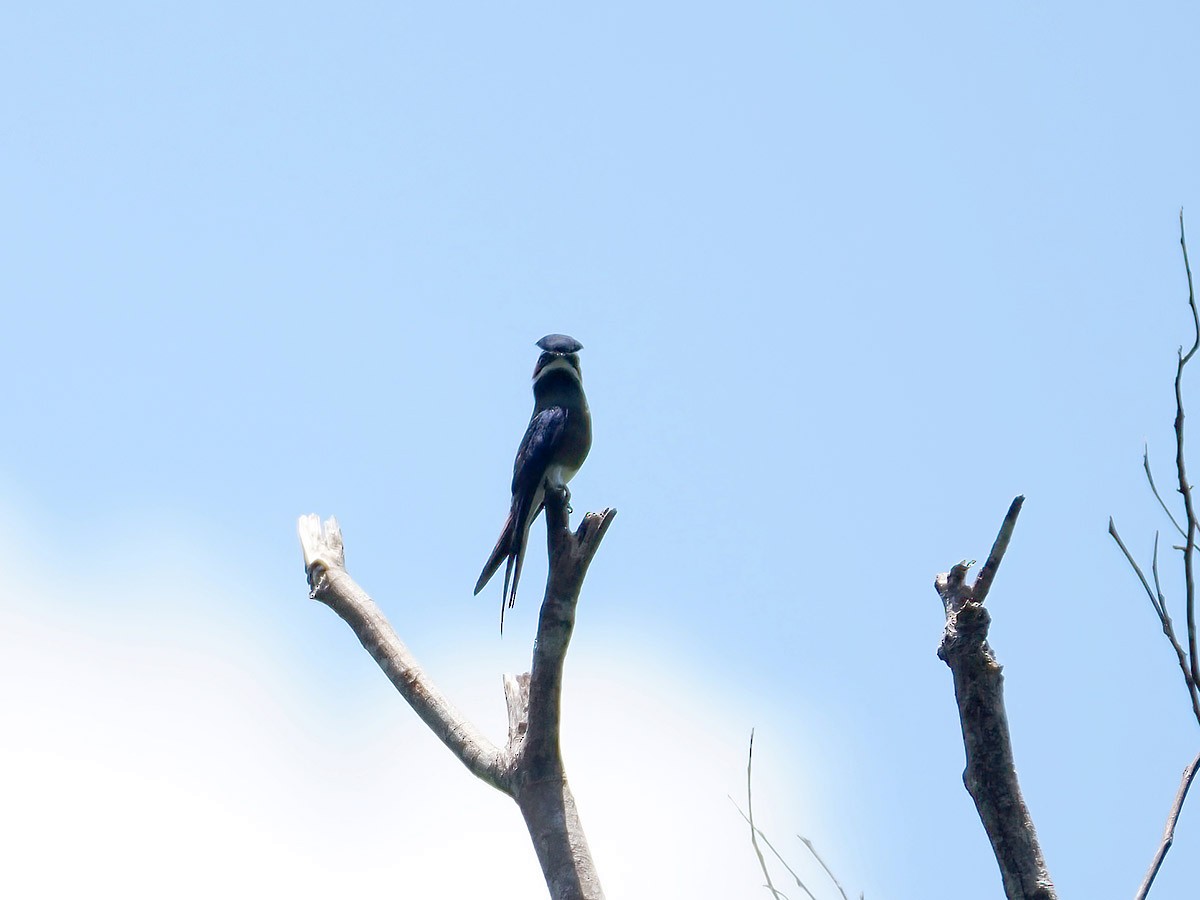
{"left": 1109, "top": 210, "right": 1200, "bottom": 899}
{"left": 298, "top": 488, "right": 615, "bottom": 900}
{"left": 1135, "top": 750, "right": 1200, "bottom": 900}
{"left": 1108, "top": 520, "right": 1200, "bottom": 724}
{"left": 1171, "top": 208, "right": 1200, "bottom": 702}
{"left": 934, "top": 496, "right": 1057, "bottom": 900}
{"left": 511, "top": 491, "right": 615, "bottom": 900}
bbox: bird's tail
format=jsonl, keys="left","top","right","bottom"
{"left": 500, "top": 553, "right": 517, "bottom": 634}
{"left": 474, "top": 510, "right": 515, "bottom": 597}
{"left": 507, "top": 527, "right": 528, "bottom": 611}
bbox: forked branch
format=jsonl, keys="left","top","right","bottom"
{"left": 1175, "top": 210, "right": 1200, "bottom": 700}
{"left": 297, "top": 488, "right": 616, "bottom": 900}
{"left": 1109, "top": 210, "right": 1200, "bottom": 900}
{"left": 934, "top": 496, "right": 1057, "bottom": 900}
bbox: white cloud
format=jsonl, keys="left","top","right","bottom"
{"left": 0, "top": 521, "right": 820, "bottom": 898}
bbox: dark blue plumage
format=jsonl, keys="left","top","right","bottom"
{"left": 475, "top": 336, "right": 592, "bottom": 630}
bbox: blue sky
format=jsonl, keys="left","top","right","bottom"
{"left": 3, "top": 2, "right": 1200, "bottom": 896}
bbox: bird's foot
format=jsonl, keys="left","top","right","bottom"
{"left": 544, "top": 480, "right": 573, "bottom": 514}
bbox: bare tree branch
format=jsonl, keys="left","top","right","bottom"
{"left": 1144, "top": 447, "right": 1187, "bottom": 539}
{"left": 509, "top": 489, "right": 614, "bottom": 900}
{"left": 1108, "top": 212, "right": 1200, "bottom": 726}
{"left": 732, "top": 734, "right": 858, "bottom": 900}
{"left": 729, "top": 800, "right": 813, "bottom": 900}
{"left": 1108, "top": 517, "right": 1166, "bottom": 618}
{"left": 796, "top": 835, "right": 850, "bottom": 900}
{"left": 1108, "top": 213, "right": 1200, "bottom": 898}
{"left": 297, "top": 514, "right": 507, "bottom": 790}
{"left": 297, "top": 488, "right": 616, "bottom": 900}
{"left": 1175, "top": 210, "right": 1200, "bottom": 699}
{"left": 1109, "top": 518, "right": 1200, "bottom": 724}
{"left": 504, "top": 671, "right": 531, "bottom": 756}
{"left": 973, "top": 496, "right": 1024, "bottom": 604}
{"left": 934, "top": 497, "right": 1058, "bottom": 900}
{"left": 1152, "top": 532, "right": 1168, "bottom": 622}
{"left": 1108, "top": 213, "right": 1200, "bottom": 900}
{"left": 1135, "top": 750, "right": 1200, "bottom": 900}
{"left": 741, "top": 731, "right": 790, "bottom": 900}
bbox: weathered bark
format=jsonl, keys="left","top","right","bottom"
{"left": 934, "top": 497, "right": 1057, "bottom": 900}
{"left": 506, "top": 492, "right": 612, "bottom": 899}
{"left": 514, "top": 778, "right": 602, "bottom": 900}
{"left": 298, "top": 552, "right": 507, "bottom": 790}
{"left": 297, "top": 488, "right": 615, "bottom": 900}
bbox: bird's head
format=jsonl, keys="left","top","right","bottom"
{"left": 533, "top": 333, "right": 584, "bottom": 384}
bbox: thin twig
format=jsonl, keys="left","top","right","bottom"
{"left": 730, "top": 801, "right": 814, "bottom": 900}
{"left": 745, "top": 731, "right": 788, "bottom": 900}
{"left": 972, "top": 495, "right": 1024, "bottom": 604}
{"left": 1178, "top": 211, "right": 1200, "bottom": 697}
{"left": 1135, "top": 750, "right": 1200, "bottom": 900}
{"left": 1145, "top": 446, "right": 1187, "bottom": 539}
{"left": 1181, "top": 209, "right": 1198, "bottom": 364}
{"left": 1152, "top": 533, "right": 1167, "bottom": 621}
{"left": 1109, "top": 519, "right": 1200, "bottom": 724}
{"left": 797, "top": 835, "right": 850, "bottom": 900}
{"left": 1110, "top": 518, "right": 1166, "bottom": 616}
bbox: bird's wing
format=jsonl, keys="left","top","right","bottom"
{"left": 474, "top": 408, "right": 569, "bottom": 605}
{"left": 500, "top": 407, "right": 569, "bottom": 616}
{"left": 511, "top": 407, "right": 569, "bottom": 496}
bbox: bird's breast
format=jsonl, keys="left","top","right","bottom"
{"left": 544, "top": 463, "right": 579, "bottom": 489}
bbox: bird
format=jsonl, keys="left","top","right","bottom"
{"left": 475, "top": 334, "right": 592, "bottom": 629}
